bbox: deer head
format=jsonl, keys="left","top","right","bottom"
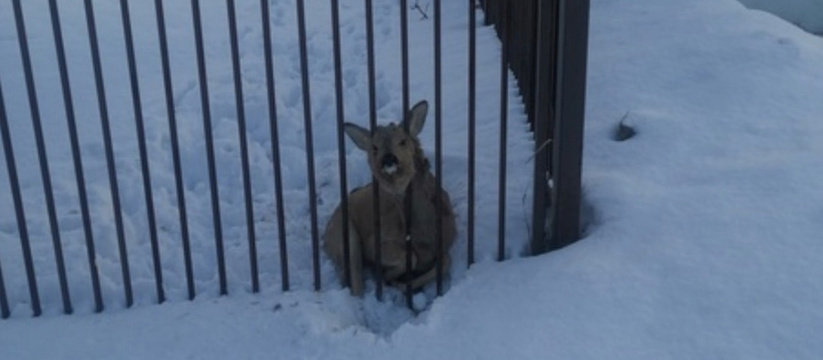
{"left": 344, "top": 101, "right": 428, "bottom": 195}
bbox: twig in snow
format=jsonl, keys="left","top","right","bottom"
{"left": 411, "top": 1, "right": 429, "bottom": 20}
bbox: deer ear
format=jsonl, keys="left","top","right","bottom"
{"left": 344, "top": 123, "right": 372, "bottom": 151}
{"left": 404, "top": 100, "right": 428, "bottom": 137}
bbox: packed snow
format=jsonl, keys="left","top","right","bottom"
{"left": 2, "top": 0, "right": 823, "bottom": 359}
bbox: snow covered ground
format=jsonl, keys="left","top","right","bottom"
{"left": 2, "top": 0, "right": 823, "bottom": 359}
{"left": 738, "top": 0, "right": 823, "bottom": 34}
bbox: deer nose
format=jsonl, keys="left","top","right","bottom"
{"left": 381, "top": 154, "right": 398, "bottom": 168}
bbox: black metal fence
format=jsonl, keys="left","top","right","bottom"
{"left": 0, "top": 0, "right": 588, "bottom": 318}
{"left": 482, "top": 0, "right": 589, "bottom": 254}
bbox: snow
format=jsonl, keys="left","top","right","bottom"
{"left": 2, "top": 0, "right": 823, "bottom": 359}
{"left": 738, "top": 0, "right": 823, "bottom": 34}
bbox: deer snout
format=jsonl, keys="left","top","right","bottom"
{"left": 381, "top": 153, "right": 399, "bottom": 174}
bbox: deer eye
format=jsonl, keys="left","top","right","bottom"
{"left": 399, "top": 139, "right": 407, "bottom": 147}
{"left": 371, "top": 145, "right": 379, "bottom": 153}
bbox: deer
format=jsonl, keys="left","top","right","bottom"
{"left": 323, "top": 100, "right": 457, "bottom": 297}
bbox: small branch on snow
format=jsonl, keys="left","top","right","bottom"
{"left": 411, "top": 1, "right": 430, "bottom": 21}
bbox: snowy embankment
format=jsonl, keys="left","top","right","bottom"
{"left": 738, "top": 0, "right": 823, "bottom": 34}
{"left": 3, "top": 0, "right": 823, "bottom": 359}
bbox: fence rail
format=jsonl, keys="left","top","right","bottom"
{"left": 0, "top": 0, "right": 588, "bottom": 318}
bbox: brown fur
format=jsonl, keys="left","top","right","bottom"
{"left": 323, "top": 101, "right": 457, "bottom": 296}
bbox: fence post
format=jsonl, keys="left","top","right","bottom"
{"left": 0, "top": 80, "right": 14, "bottom": 319}
{"left": 120, "top": 0, "right": 165, "bottom": 304}
{"left": 227, "top": 0, "right": 259, "bottom": 294}
{"left": 50, "top": 0, "right": 104, "bottom": 312}
{"left": 295, "top": 0, "right": 319, "bottom": 292}
{"left": 17, "top": 0, "right": 73, "bottom": 314}
{"left": 467, "top": 0, "right": 477, "bottom": 267}
{"left": 496, "top": 2, "right": 509, "bottom": 261}
{"left": 530, "top": 0, "right": 559, "bottom": 255}
{"left": 0, "top": 256, "right": 7, "bottom": 318}
{"left": 154, "top": 0, "right": 196, "bottom": 300}
{"left": 190, "top": 0, "right": 227, "bottom": 296}
{"left": 259, "top": 0, "right": 290, "bottom": 293}
{"left": 548, "top": 0, "right": 589, "bottom": 251}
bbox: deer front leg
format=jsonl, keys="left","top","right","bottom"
{"left": 382, "top": 252, "right": 418, "bottom": 282}
{"left": 379, "top": 237, "right": 418, "bottom": 283}
{"left": 390, "top": 254, "right": 450, "bottom": 292}
{"left": 346, "top": 224, "right": 365, "bottom": 296}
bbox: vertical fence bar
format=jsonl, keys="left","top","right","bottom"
{"left": 400, "top": 1, "right": 410, "bottom": 112}
{"left": 467, "top": 0, "right": 476, "bottom": 267}
{"left": 48, "top": 0, "right": 102, "bottom": 313}
{"left": 0, "top": 79, "right": 23, "bottom": 318}
{"left": 364, "top": 0, "right": 383, "bottom": 300}
{"left": 190, "top": 0, "right": 227, "bottom": 296}
{"left": 530, "top": 0, "right": 559, "bottom": 255}
{"left": 0, "top": 85, "right": 8, "bottom": 319}
{"left": 433, "top": 0, "right": 444, "bottom": 296}
{"left": 83, "top": 0, "right": 133, "bottom": 307}
{"left": 550, "top": 0, "right": 589, "bottom": 250}
{"left": 295, "top": 0, "right": 321, "bottom": 292}
{"left": 483, "top": 0, "right": 494, "bottom": 26}
{"left": 497, "top": 1, "right": 509, "bottom": 262}
{"left": 526, "top": 0, "right": 539, "bottom": 125}
{"left": 514, "top": 2, "right": 526, "bottom": 122}
{"left": 260, "top": 0, "right": 290, "bottom": 292}
{"left": 511, "top": 2, "right": 519, "bottom": 93}
{"left": 496, "top": 0, "right": 502, "bottom": 28}
{"left": 154, "top": 0, "right": 195, "bottom": 300}
{"left": 226, "top": 0, "right": 259, "bottom": 294}
{"left": 526, "top": 2, "right": 536, "bottom": 124}
{"left": 508, "top": 2, "right": 517, "bottom": 90}
{"left": 400, "top": 0, "right": 415, "bottom": 309}
{"left": 330, "top": 0, "right": 351, "bottom": 290}
{"left": 0, "top": 256, "right": 7, "bottom": 318}
{"left": 14, "top": 0, "right": 73, "bottom": 314}
{"left": 119, "top": 0, "right": 165, "bottom": 304}
{"left": 501, "top": 0, "right": 537, "bottom": 129}
{"left": 403, "top": 187, "right": 413, "bottom": 308}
